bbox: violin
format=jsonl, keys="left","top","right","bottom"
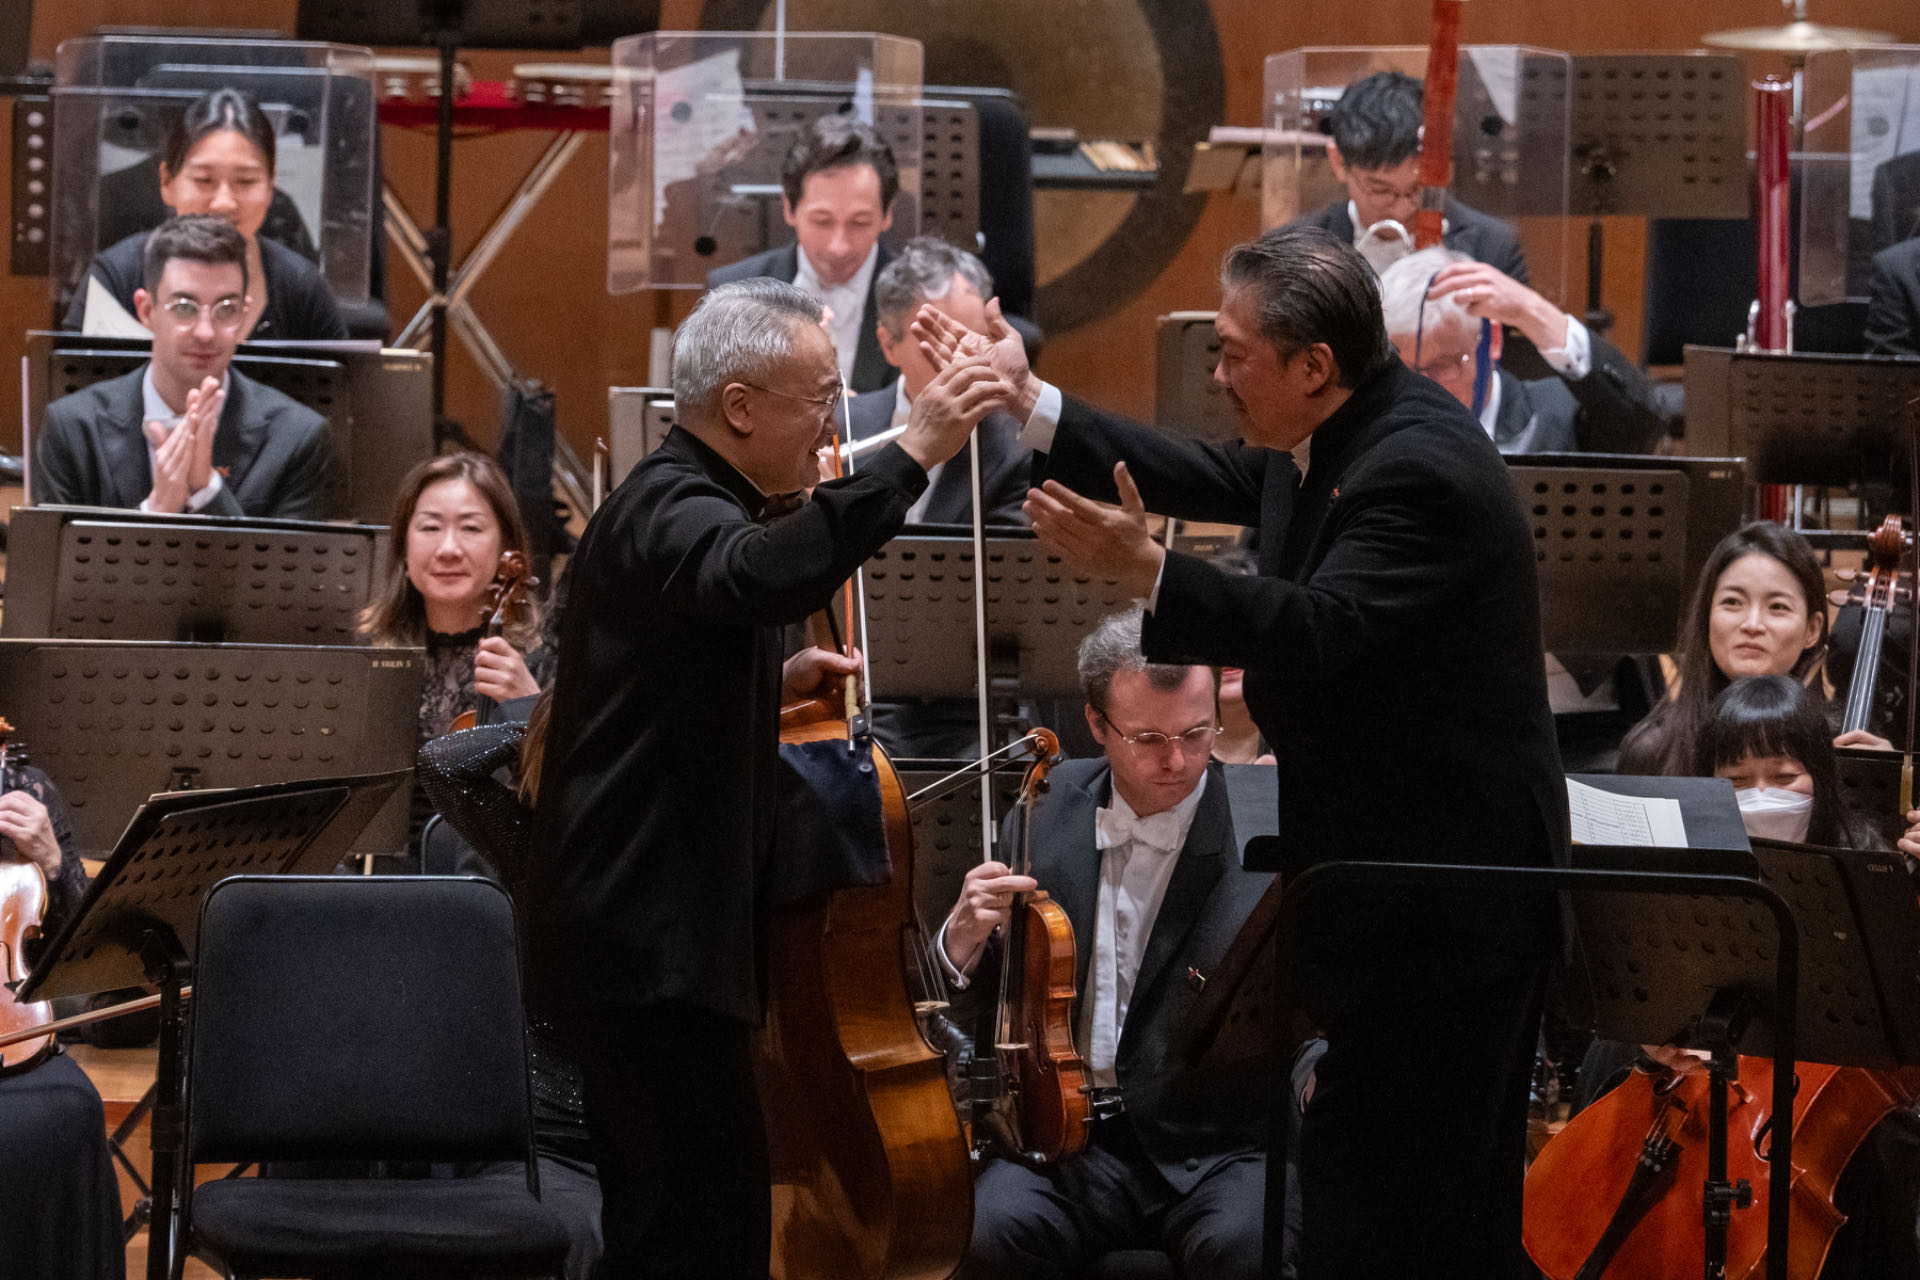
{"left": 1523, "top": 1055, "right": 1920, "bottom": 1280}
{"left": 451, "top": 550, "right": 535, "bottom": 734}
{"left": 0, "top": 720, "right": 55, "bottom": 1074}
{"left": 968, "top": 727, "right": 1093, "bottom": 1166}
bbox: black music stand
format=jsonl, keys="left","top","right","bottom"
{"left": 295, "top": 0, "right": 658, "bottom": 434}
{"left": 3, "top": 505, "right": 385, "bottom": 646}
{"left": 0, "top": 638, "right": 421, "bottom": 862}
{"left": 1566, "top": 54, "right": 1748, "bottom": 333}
{"left": 1512, "top": 453, "right": 1746, "bottom": 653}
{"left": 18, "top": 770, "right": 409, "bottom": 1280}
{"left": 861, "top": 529, "right": 1134, "bottom": 706}
{"left": 1683, "top": 346, "right": 1920, "bottom": 491}
{"left": 1835, "top": 745, "right": 1912, "bottom": 849}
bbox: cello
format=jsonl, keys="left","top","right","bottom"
{"left": 752, "top": 404, "right": 972, "bottom": 1280}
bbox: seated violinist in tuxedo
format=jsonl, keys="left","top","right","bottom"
{"left": 936, "top": 608, "right": 1274, "bottom": 1280}
{"left": 33, "top": 214, "right": 332, "bottom": 520}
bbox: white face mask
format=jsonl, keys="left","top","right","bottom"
{"left": 1735, "top": 787, "right": 1814, "bottom": 844}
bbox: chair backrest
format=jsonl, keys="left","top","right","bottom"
{"left": 187, "top": 875, "right": 535, "bottom": 1167}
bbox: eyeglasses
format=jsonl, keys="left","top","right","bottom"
{"left": 1416, "top": 350, "right": 1477, "bottom": 383}
{"left": 743, "top": 379, "right": 846, "bottom": 424}
{"left": 161, "top": 295, "right": 246, "bottom": 329}
{"left": 1096, "top": 713, "right": 1224, "bottom": 754}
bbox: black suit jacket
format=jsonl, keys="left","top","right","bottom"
{"left": 34, "top": 365, "right": 333, "bottom": 519}
{"left": 706, "top": 243, "right": 896, "bottom": 393}
{"left": 958, "top": 759, "right": 1274, "bottom": 1193}
{"left": 525, "top": 425, "right": 928, "bottom": 1026}
{"left": 1041, "top": 358, "right": 1567, "bottom": 1008}
{"left": 1865, "top": 237, "right": 1920, "bottom": 358}
{"left": 846, "top": 380, "right": 1032, "bottom": 526}
{"left": 1292, "top": 197, "right": 1529, "bottom": 284}
{"left": 1488, "top": 329, "right": 1667, "bottom": 455}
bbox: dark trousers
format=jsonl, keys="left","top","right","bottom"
{"left": 1293, "top": 953, "right": 1549, "bottom": 1280}
{"left": 960, "top": 1118, "right": 1265, "bottom": 1280}
{"left": 571, "top": 1000, "right": 769, "bottom": 1280}
{"left": 0, "top": 1051, "right": 125, "bottom": 1280}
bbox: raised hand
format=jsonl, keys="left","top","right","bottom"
{"left": 896, "top": 353, "right": 1013, "bottom": 472}
{"left": 143, "top": 417, "right": 193, "bottom": 513}
{"left": 181, "top": 376, "right": 225, "bottom": 493}
{"left": 1024, "top": 462, "right": 1164, "bottom": 599}
{"left": 473, "top": 635, "right": 542, "bottom": 704}
{"left": 912, "top": 295, "right": 1039, "bottom": 422}
{"left": 0, "top": 789, "right": 61, "bottom": 878}
{"left": 1426, "top": 261, "right": 1566, "bottom": 352}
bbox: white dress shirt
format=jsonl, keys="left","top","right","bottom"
{"left": 792, "top": 243, "right": 881, "bottom": 385}
{"left": 139, "top": 365, "right": 228, "bottom": 513}
{"left": 888, "top": 378, "right": 948, "bottom": 525}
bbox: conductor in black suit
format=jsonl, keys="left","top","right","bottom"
{"left": 1290, "top": 70, "right": 1528, "bottom": 283}
{"left": 916, "top": 225, "right": 1566, "bottom": 1279}
{"left": 705, "top": 115, "right": 898, "bottom": 393}
{"left": 523, "top": 278, "right": 1008, "bottom": 1280}
{"left": 34, "top": 215, "right": 333, "bottom": 520}
{"left": 939, "top": 608, "right": 1272, "bottom": 1279}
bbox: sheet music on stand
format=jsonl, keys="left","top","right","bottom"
{"left": 1683, "top": 345, "right": 1920, "bottom": 487}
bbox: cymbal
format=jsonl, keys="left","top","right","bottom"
{"left": 1703, "top": 20, "right": 1895, "bottom": 52}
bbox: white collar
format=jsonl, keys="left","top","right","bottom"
{"left": 794, "top": 242, "right": 880, "bottom": 301}
{"left": 1477, "top": 369, "right": 1503, "bottom": 438}
{"left": 1104, "top": 768, "right": 1209, "bottom": 850}
{"left": 889, "top": 376, "right": 913, "bottom": 428}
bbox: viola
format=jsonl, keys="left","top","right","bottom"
{"left": 0, "top": 722, "right": 55, "bottom": 1074}
{"left": 451, "top": 550, "right": 535, "bottom": 734}
{"left": 1523, "top": 1055, "right": 1920, "bottom": 1280}
{"left": 967, "top": 727, "right": 1093, "bottom": 1166}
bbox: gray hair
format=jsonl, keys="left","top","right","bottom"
{"left": 672, "top": 278, "right": 825, "bottom": 420}
{"left": 872, "top": 235, "right": 994, "bottom": 337}
{"left": 1377, "top": 245, "right": 1473, "bottom": 340}
{"left": 1076, "top": 607, "right": 1205, "bottom": 714}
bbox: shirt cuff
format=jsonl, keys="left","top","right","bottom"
{"left": 184, "top": 470, "right": 224, "bottom": 513}
{"left": 933, "top": 913, "right": 975, "bottom": 990}
{"left": 1538, "top": 315, "right": 1592, "bottom": 380}
{"left": 1019, "top": 381, "right": 1063, "bottom": 453}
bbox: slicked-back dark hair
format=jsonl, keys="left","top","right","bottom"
{"left": 1328, "top": 70, "right": 1424, "bottom": 171}
{"left": 1220, "top": 226, "right": 1395, "bottom": 388}
{"left": 780, "top": 114, "right": 899, "bottom": 211}
{"left": 1697, "top": 675, "right": 1867, "bottom": 848}
{"left": 162, "top": 87, "right": 277, "bottom": 180}
{"left": 142, "top": 213, "right": 249, "bottom": 296}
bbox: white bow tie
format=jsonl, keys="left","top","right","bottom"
{"left": 1094, "top": 805, "right": 1182, "bottom": 855}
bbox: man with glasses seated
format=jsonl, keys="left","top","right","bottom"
{"left": 935, "top": 607, "right": 1273, "bottom": 1280}
{"left": 34, "top": 214, "right": 333, "bottom": 519}
{"left": 1379, "top": 245, "right": 1667, "bottom": 456}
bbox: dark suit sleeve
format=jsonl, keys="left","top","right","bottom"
{"left": 1141, "top": 439, "right": 1495, "bottom": 685}
{"left": 1560, "top": 330, "right": 1668, "bottom": 452}
{"left": 1865, "top": 246, "right": 1920, "bottom": 358}
{"left": 981, "top": 416, "right": 1035, "bottom": 526}
{"left": 1488, "top": 227, "right": 1529, "bottom": 286}
{"left": 32, "top": 406, "right": 98, "bottom": 506}
{"left": 647, "top": 442, "right": 928, "bottom": 626}
{"left": 296, "top": 276, "right": 351, "bottom": 341}
{"left": 261, "top": 412, "right": 335, "bottom": 520}
{"left": 1046, "top": 396, "right": 1269, "bottom": 527}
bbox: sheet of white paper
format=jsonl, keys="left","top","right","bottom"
{"left": 80, "top": 278, "right": 151, "bottom": 339}
{"left": 1848, "top": 64, "right": 1920, "bottom": 221}
{"left": 852, "top": 66, "right": 875, "bottom": 126}
{"left": 1567, "top": 778, "right": 1689, "bottom": 848}
{"left": 651, "top": 47, "right": 758, "bottom": 226}
{"left": 1466, "top": 48, "right": 1518, "bottom": 127}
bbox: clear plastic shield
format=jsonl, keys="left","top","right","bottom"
{"left": 608, "top": 31, "right": 924, "bottom": 293}
{"left": 1799, "top": 45, "right": 1920, "bottom": 306}
{"left": 50, "top": 35, "right": 377, "bottom": 310}
{"left": 1262, "top": 46, "right": 1571, "bottom": 304}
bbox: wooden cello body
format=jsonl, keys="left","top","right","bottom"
{"left": 1523, "top": 1057, "right": 1920, "bottom": 1280}
{"left": 756, "top": 700, "right": 972, "bottom": 1280}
